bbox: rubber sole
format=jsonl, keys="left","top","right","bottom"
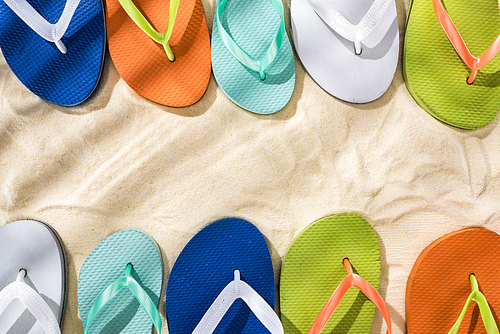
{"left": 166, "top": 218, "right": 276, "bottom": 333}
{"left": 404, "top": 0, "right": 500, "bottom": 129}
{"left": 406, "top": 228, "right": 500, "bottom": 333}
{"left": 211, "top": 0, "right": 295, "bottom": 114}
{"left": 0, "top": 220, "right": 67, "bottom": 333}
{"left": 78, "top": 229, "right": 163, "bottom": 333}
{"left": 107, "top": 0, "right": 211, "bottom": 107}
{"left": 280, "top": 213, "right": 382, "bottom": 333}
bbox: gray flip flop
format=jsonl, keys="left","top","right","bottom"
{"left": 0, "top": 220, "right": 67, "bottom": 334}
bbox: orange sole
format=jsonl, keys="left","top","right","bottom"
{"left": 106, "top": 0, "right": 211, "bottom": 107}
{"left": 406, "top": 228, "right": 500, "bottom": 333}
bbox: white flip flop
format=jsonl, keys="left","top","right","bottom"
{"left": 0, "top": 220, "right": 67, "bottom": 334}
{"left": 291, "top": 0, "right": 399, "bottom": 103}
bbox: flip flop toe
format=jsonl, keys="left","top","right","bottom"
{"left": 78, "top": 229, "right": 163, "bottom": 333}
{"left": 166, "top": 218, "right": 283, "bottom": 333}
{"left": 0, "top": 220, "right": 67, "bottom": 334}
{"left": 0, "top": 0, "right": 106, "bottom": 106}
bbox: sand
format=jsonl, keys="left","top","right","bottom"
{"left": 1, "top": 0, "right": 499, "bottom": 332}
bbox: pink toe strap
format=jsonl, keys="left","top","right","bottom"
{"left": 308, "top": 259, "right": 391, "bottom": 334}
{"left": 433, "top": 0, "right": 500, "bottom": 84}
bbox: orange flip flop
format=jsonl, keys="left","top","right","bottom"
{"left": 406, "top": 228, "right": 500, "bottom": 333}
{"left": 106, "top": 0, "right": 211, "bottom": 107}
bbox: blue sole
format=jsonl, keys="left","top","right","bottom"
{"left": 166, "top": 218, "right": 276, "bottom": 333}
{"left": 0, "top": 0, "right": 106, "bottom": 106}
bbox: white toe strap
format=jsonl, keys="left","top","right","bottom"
{"left": 3, "top": 0, "right": 81, "bottom": 53}
{"left": 0, "top": 270, "right": 61, "bottom": 334}
{"left": 192, "top": 270, "right": 284, "bottom": 334}
{"left": 306, "top": 0, "right": 392, "bottom": 53}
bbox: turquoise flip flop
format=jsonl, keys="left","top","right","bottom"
{"left": 78, "top": 229, "right": 163, "bottom": 333}
{"left": 211, "top": 0, "right": 296, "bottom": 114}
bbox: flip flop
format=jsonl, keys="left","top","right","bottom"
{"left": 0, "top": 0, "right": 106, "bottom": 106}
{"left": 280, "top": 214, "right": 391, "bottom": 333}
{"left": 404, "top": 0, "right": 500, "bottom": 129}
{"left": 406, "top": 228, "right": 500, "bottom": 333}
{"left": 78, "top": 229, "right": 163, "bottom": 333}
{"left": 106, "top": 0, "right": 211, "bottom": 107}
{"left": 165, "top": 218, "right": 283, "bottom": 333}
{"left": 211, "top": 0, "right": 296, "bottom": 114}
{"left": 291, "top": 0, "right": 399, "bottom": 103}
{"left": 0, "top": 220, "right": 67, "bottom": 334}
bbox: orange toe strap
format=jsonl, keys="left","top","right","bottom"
{"left": 433, "top": 0, "right": 500, "bottom": 84}
{"left": 308, "top": 259, "right": 391, "bottom": 334}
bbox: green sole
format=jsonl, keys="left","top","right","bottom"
{"left": 404, "top": 0, "right": 500, "bottom": 129}
{"left": 280, "top": 214, "right": 381, "bottom": 333}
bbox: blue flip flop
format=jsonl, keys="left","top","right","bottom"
{"left": 165, "top": 218, "right": 283, "bottom": 333}
{"left": 0, "top": 0, "right": 106, "bottom": 106}
{"left": 78, "top": 229, "right": 163, "bottom": 333}
{"left": 211, "top": 0, "right": 296, "bottom": 114}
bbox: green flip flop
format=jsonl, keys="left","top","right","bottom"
{"left": 404, "top": 0, "right": 500, "bottom": 129}
{"left": 280, "top": 214, "right": 391, "bottom": 333}
{"left": 211, "top": 0, "right": 296, "bottom": 114}
{"left": 78, "top": 229, "right": 163, "bottom": 333}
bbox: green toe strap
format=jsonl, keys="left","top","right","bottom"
{"left": 118, "top": 0, "right": 179, "bottom": 61}
{"left": 216, "top": 0, "right": 286, "bottom": 80}
{"left": 83, "top": 264, "right": 162, "bottom": 334}
{"left": 448, "top": 275, "right": 499, "bottom": 334}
